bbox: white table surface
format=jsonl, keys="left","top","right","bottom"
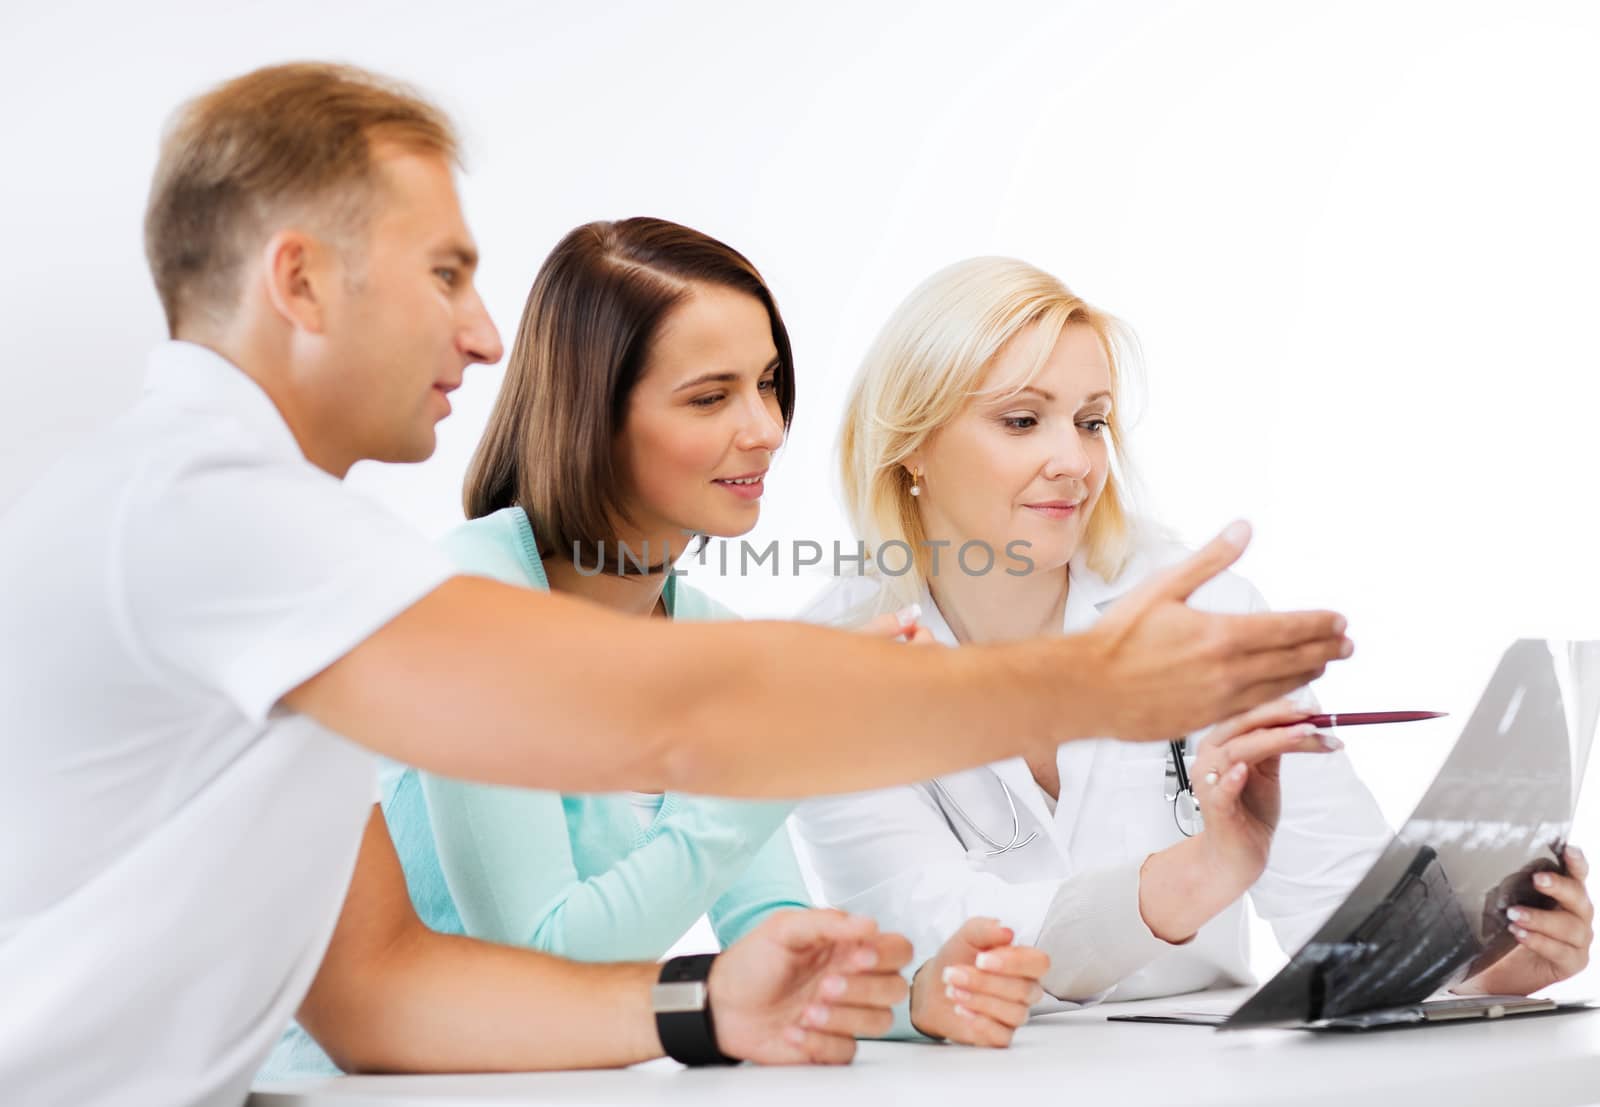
{"left": 249, "top": 988, "right": 1600, "bottom": 1107}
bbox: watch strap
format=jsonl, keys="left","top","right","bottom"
{"left": 653, "top": 954, "right": 739, "bottom": 1066}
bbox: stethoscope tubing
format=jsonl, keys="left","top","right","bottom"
{"left": 928, "top": 776, "right": 1041, "bottom": 857}
{"left": 931, "top": 741, "right": 1203, "bottom": 855}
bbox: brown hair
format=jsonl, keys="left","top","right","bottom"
{"left": 463, "top": 218, "right": 796, "bottom": 555}
{"left": 144, "top": 62, "right": 458, "bottom": 334}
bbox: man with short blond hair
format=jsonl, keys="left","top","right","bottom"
{"left": 0, "top": 63, "right": 1351, "bottom": 1106}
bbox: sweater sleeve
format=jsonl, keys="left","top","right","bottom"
{"left": 706, "top": 817, "right": 811, "bottom": 946}
{"left": 422, "top": 773, "right": 794, "bottom": 963}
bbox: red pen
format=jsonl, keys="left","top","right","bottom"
{"left": 1301, "top": 711, "right": 1447, "bottom": 728}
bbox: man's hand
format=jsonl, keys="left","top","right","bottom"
{"left": 1085, "top": 521, "right": 1352, "bottom": 740}
{"left": 1457, "top": 846, "right": 1594, "bottom": 997}
{"left": 708, "top": 909, "right": 912, "bottom": 1065}
{"left": 910, "top": 918, "right": 1048, "bottom": 1047}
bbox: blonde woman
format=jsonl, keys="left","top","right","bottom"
{"left": 792, "top": 257, "right": 1593, "bottom": 1011}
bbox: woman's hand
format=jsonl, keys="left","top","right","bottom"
{"left": 1190, "top": 697, "right": 1340, "bottom": 890}
{"left": 858, "top": 605, "right": 938, "bottom": 646}
{"left": 909, "top": 918, "right": 1049, "bottom": 1047}
{"left": 709, "top": 908, "right": 912, "bottom": 1065}
{"left": 1457, "top": 846, "right": 1593, "bottom": 997}
{"left": 1137, "top": 698, "right": 1339, "bottom": 943}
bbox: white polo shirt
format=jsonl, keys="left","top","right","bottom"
{"left": 0, "top": 342, "right": 456, "bottom": 1106}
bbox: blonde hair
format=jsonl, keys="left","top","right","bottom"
{"left": 838, "top": 256, "right": 1140, "bottom": 609}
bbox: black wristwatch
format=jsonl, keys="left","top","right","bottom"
{"left": 652, "top": 954, "right": 740, "bottom": 1066}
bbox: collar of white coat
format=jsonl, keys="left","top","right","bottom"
{"left": 915, "top": 545, "right": 1138, "bottom": 647}
{"left": 916, "top": 547, "right": 1146, "bottom": 861}
{"left": 144, "top": 340, "right": 305, "bottom": 464}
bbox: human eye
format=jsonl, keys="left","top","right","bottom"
{"left": 757, "top": 375, "right": 777, "bottom": 394}
{"left": 1079, "top": 417, "right": 1109, "bottom": 436}
{"left": 433, "top": 266, "right": 459, "bottom": 288}
{"left": 689, "top": 393, "right": 726, "bottom": 409}
{"left": 1000, "top": 413, "right": 1038, "bottom": 432}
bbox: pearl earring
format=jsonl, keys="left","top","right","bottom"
{"left": 910, "top": 470, "right": 922, "bottom": 497}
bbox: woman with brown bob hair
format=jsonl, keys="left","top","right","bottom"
{"left": 263, "top": 219, "right": 1049, "bottom": 1078}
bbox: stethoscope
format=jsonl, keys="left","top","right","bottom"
{"left": 929, "top": 739, "right": 1206, "bottom": 855}
{"left": 1165, "top": 738, "right": 1205, "bottom": 838}
{"left": 928, "top": 776, "right": 1040, "bottom": 857}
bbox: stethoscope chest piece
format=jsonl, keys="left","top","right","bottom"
{"left": 1165, "top": 739, "right": 1205, "bottom": 838}
{"left": 1172, "top": 787, "right": 1204, "bottom": 837}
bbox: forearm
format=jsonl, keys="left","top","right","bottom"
{"left": 312, "top": 929, "right": 662, "bottom": 1074}
{"left": 655, "top": 619, "right": 1079, "bottom": 797}
{"left": 1136, "top": 837, "right": 1252, "bottom": 943}
{"left": 295, "top": 577, "right": 1093, "bottom": 797}
{"left": 299, "top": 810, "right": 665, "bottom": 1074}
{"left": 538, "top": 804, "right": 794, "bottom": 961}
{"left": 708, "top": 820, "right": 813, "bottom": 947}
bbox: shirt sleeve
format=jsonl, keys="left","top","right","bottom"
{"left": 115, "top": 448, "right": 455, "bottom": 723}
{"left": 422, "top": 772, "right": 795, "bottom": 963}
{"left": 1033, "top": 861, "right": 1181, "bottom": 1002}
{"left": 706, "top": 819, "right": 812, "bottom": 947}
{"left": 794, "top": 788, "right": 1063, "bottom": 964}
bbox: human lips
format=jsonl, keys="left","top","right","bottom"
{"left": 430, "top": 379, "right": 460, "bottom": 417}
{"left": 1023, "top": 499, "right": 1082, "bottom": 520}
{"left": 713, "top": 470, "right": 767, "bottom": 501}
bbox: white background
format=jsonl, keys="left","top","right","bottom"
{"left": 3, "top": 1, "right": 1597, "bottom": 986}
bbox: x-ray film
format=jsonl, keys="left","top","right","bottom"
{"left": 1225, "top": 639, "right": 1600, "bottom": 1029}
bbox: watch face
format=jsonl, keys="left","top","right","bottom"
{"left": 651, "top": 980, "right": 708, "bottom": 1014}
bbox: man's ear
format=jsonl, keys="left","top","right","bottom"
{"left": 260, "top": 228, "right": 332, "bottom": 335}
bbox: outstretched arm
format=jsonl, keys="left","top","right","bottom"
{"left": 286, "top": 524, "right": 1353, "bottom": 799}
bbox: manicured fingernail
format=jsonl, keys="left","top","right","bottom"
{"left": 852, "top": 948, "right": 878, "bottom": 970}
{"left": 1507, "top": 907, "right": 1527, "bottom": 922}
{"left": 975, "top": 952, "right": 1002, "bottom": 971}
{"left": 1331, "top": 616, "right": 1347, "bottom": 635}
{"left": 1222, "top": 520, "right": 1250, "bottom": 547}
{"left": 946, "top": 985, "right": 971, "bottom": 1002}
{"left": 1512, "top": 925, "right": 1529, "bottom": 941}
{"left": 1536, "top": 873, "right": 1554, "bottom": 888}
{"left": 954, "top": 1004, "right": 978, "bottom": 1020}
{"left": 821, "top": 974, "right": 847, "bottom": 999}
{"left": 1339, "top": 639, "right": 1354, "bottom": 658}
{"left": 784, "top": 1025, "right": 806, "bottom": 1045}
{"left": 1230, "top": 763, "right": 1247, "bottom": 781}
{"left": 1569, "top": 846, "right": 1586, "bottom": 863}
{"left": 1319, "top": 732, "right": 1344, "bottom": 751}
{"left": 942, "top": 966, "right": 970, "bottom": 987}
{"left": 804, "top": 1004, "right": 829, "bottom": 1027}
{"left": 896, "top": 604, "right": 922, "bottom": 628}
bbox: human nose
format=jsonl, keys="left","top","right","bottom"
{"left": 458, "top": 286, "right": 504, "bottom": 365}
{"left": 1041, "top": 426, "right": 1091, "bottom": 481}
{"left": 735, "top": 389, "right": 785, "bottom": 452}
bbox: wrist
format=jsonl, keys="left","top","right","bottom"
{"left": 991, "top": 637, "right": 1103, "bottom": 748}
{"left": 907, "top": 960, "right": 944, "bottom": 1040}
{"left": 656, "top": 954, "right": 740, "bottom": 1066}
{"left": 1194, "top": 829, "right": 1265, "bottom": 894}
{"left": 1137, "top": 838, "right": 1246, "bottom": 943}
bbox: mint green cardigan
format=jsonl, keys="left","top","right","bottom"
{"left": 414, "top": 506, "right": 810, "bottom": 961}
{"left": 259, "top": 507, "right": 812, "bottom": 1080}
